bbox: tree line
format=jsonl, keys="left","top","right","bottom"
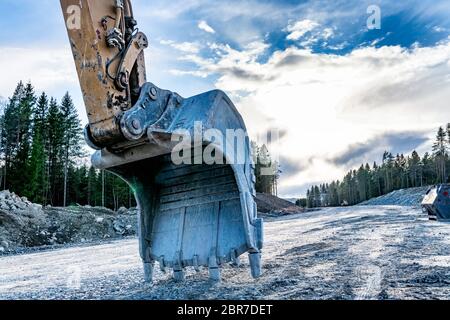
{"left": 300, "top": 125, "right": 450, "bottom": 208}
{"left": 0, "top": 81, "right": 135, "bottom": 210}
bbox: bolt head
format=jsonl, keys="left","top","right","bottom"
{"left": 149, "top": 87, "right": 158, "bottom": 100}
{"left": 131, "top": 119, "right": 141, "bottom": 130}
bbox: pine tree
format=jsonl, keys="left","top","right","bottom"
{"left": 422, "top": 152, "right": 435, "bottom": 185}
{"left": 46, "top": 98, "right": 65, "bottom": 205}
{"left": 26, "top": 93, "right": 49, "bottom": 202}
{"left": 382, "top": 151, "right": 394, "bottom": 193}
{"left": 14, "top": 83, "right": 35, "bottom": 187}
{"left": 1, "top": 82, "right": 36, "bottom": 193}
{"left": 313, "top": 185, "right": 321, "bottom": 207}
{"left": 408, "top": 151, "right": 421, "bottom": 187}
{"left": 253, "top": 143, "right": 279, "bottom": 195}
{"left": 447, "top": 123, "right": 450, "bottom": 145}
{"left": 0, "top": 82, "right": 25, "bottom": 190}
{"left": 87, "top": 166, "right": 98, "bottom": 206}
{"left": 1, "top": 82, "right": 24, "bottom": 189}
{"left": 356, "top": 164, "right": 368, "bottom": 202}
{"left": 432, "top": 127, "right": 447, "bottom": 183}
{"left": 60, "top": 93, "right": 83, "bottom": 207}
{"left": 306, "top": 189, "right": 313, "bottom": 208}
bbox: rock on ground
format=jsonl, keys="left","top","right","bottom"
{"left": 0, "top": 190, "right": 137, "bottom": 253}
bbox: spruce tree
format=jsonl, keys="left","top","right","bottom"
{"left": 432, "top": 127, "right": 447, "bottom": 183}
{"left": 46, "top": 98, "right": 65, "bottom": 205}
{"left": 60, "top": 92, "right": 83, "bottom": 206}
{"left": 408, "top": 151, "right": 421, "bottom": 187}
{"left": 27, "top": 92, "right": 49, "bottom": 202}
{"left": 3, "top": 82, "right": 36, "bottom": 194}
{"left": 0, "top": 82, "right": 25, "bottom": 190}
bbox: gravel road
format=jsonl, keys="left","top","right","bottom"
{"left": 1, "top": 205, "right": 450, "bottom": 300}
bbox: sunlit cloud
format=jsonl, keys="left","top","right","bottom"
{"left": 198, "top": 20, "right": 215, "bottom": 34}
{"left": 286, "top": 19, "right": 319, "bottom": 41}
{"left": 167, "top": 36, "right": 450, "bottom": 196}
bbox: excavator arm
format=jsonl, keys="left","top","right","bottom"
{"left": 61, "top": 0, "right": 147, "bottom": 149}
{"left": 60, "top": 0, "right": 263, "bottom": 282}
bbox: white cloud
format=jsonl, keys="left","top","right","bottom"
{"left": 286, "top": 19, "right": 319, "bottom": 41}
{"left": 0, "top": 46, "right": 85, "bottom": 123}
{"left": 0, "top": 47, "right": 77, "bottom": 94}
{"left": 433, "top": 26, "right": 446, "bottom": 33}
{"left": 322, "top": 27, "right": 334, "bottom": 40}
{"left": 198, "top": 20, "right": 215, "bottom": 34}
{"left": 172, "top": 40, "right": 450, "bottom": 197}
{"left": 160, "top": 40, "right": 201, "bottom": 53}
{"left": 169, "top": 69, "right": 209, "bottom": 78}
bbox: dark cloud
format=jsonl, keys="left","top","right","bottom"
{"left": 278, "top": 180, "right": 325, "bottom": 198}
{"left": 216, "top": 66, "right": 274, "bottom": 82}
{"left": 342, "top": 62, "right": 450, "bottom": 113}
{"left": 279, "top": 155, "right": 306, "bottom": 176}
{"left": 229, "top": 67, "right": 264, "bottom": 81}
{"left": 275, "top": 53, "right": 311, "bottom": 68}
{"left": 329, "top": 130, "right": 430, "bottom": 167}
{"left": 330, "top": 142, "right": 372, "bottom": 166}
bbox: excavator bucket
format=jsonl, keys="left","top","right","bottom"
{"left": 93, "top": 85, "right": 263, "bottom": 281}
{"left": 60, "top": 0, "right": 263, "bottom": 282}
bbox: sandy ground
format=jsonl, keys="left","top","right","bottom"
{"left": 1, "top": 205, "right": 450, "bottom": 300}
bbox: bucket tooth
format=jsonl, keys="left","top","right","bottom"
{"left": 143, "top": 262, "right": 154, "bottom": 283}
{"left": 173, "top": 251, "right": 185, "bottom": 281}
{"left": 208, "top": 255, "right": 221, "bottom": 282}
{"left": 142, "top": 246, "right": 154, "bottom": 282}
{"left": 193, "top": 255, "right": 201, "bottom": 272}
{"left": 173, "top": 270, "right": 185, "bottom": 282}
{"left": 209, "top": 268, "right": 221, "bottom": 282}
{"left": 249, "top": 252, "right": 262, "bottom": 278}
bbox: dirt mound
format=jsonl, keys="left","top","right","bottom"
{"left": 0, "top": 190, "right": 137, "bottom": 254}
{"left": 255, "top": 192, "right": 304, "bottom": 215}
{"left": 360, "top": 187, "right": 429, "bottom": 207}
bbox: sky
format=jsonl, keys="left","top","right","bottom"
{"left": 0, "top": 0, "right": 450, "bottom": 197}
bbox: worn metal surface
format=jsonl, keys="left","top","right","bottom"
{"left": 60, "top": 0, "right": 262, "bottom": 282}
{"left": 60, "top": 0, "right": 146, "bottom": 148}
{"left": 422, "top": 184, "right": 450, "bottom": 221}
